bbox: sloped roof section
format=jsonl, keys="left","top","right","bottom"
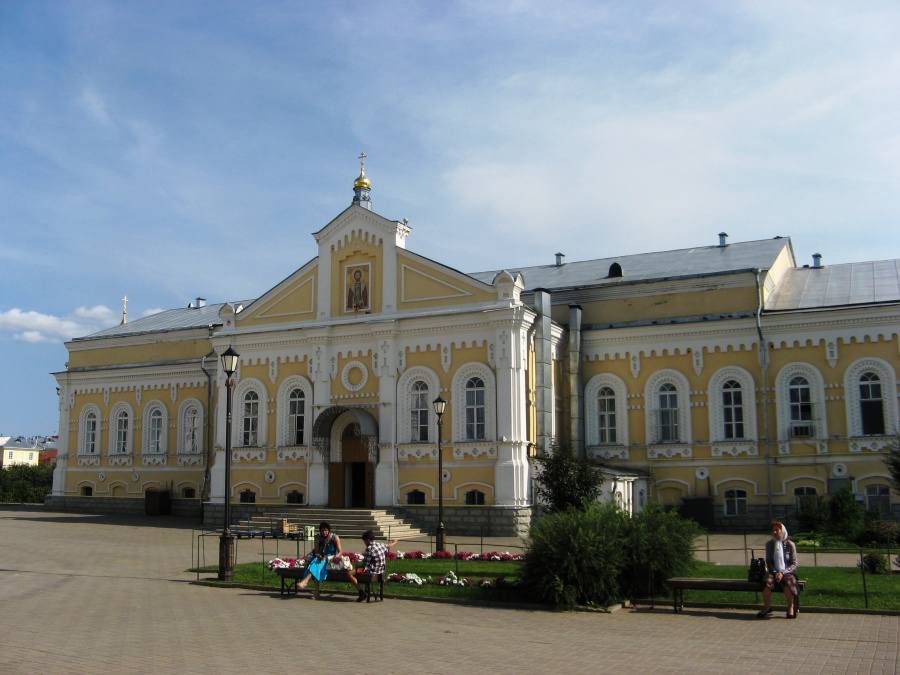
{"left": 468, "top": 238, "right": 790, "bottom": 291}
{"left": 765, "top": 260, "right": 900, "bottom": 311}
{"left": 73, "top": 302, "right": 240, "bottom": 341}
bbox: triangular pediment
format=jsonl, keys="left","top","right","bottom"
{"left": 397, "top": 251, "right": 495, "bottom": 309}
{"left": 237, "top": 259, "right": 318, "bottom": 327}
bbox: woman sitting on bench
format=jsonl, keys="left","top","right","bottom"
{"left": 297, "top": 521, "right": 347, "bottom": 599}
{"left": 757, "top": 520, "right": 800, "bottom": 619}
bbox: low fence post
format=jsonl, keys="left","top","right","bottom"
{"left": 706, "top": 531, "right": 710, "bottom": 563}
{"left": 859, "top": 548, "right": 869, "bottom": 609}
{"left": 743, "top": 531, "right": 748, "bottom": 567}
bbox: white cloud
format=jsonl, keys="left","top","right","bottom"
{"left": 0, "top": 306, "right": 118, "bottom": 344}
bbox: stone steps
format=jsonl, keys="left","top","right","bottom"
{"left": 230, "top": 508, "right": 429, "bottom": 541}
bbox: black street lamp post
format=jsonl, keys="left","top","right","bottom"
{"left": 218, "top": 346, "right": 239, "bottom": 581}
{"left": 432, "top": 395, "right": 447, "bottom": 552}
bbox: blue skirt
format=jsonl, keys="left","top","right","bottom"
{"left": 306, "top": 557, "right": 329, "bottom": 581}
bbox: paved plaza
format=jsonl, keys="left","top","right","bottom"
{"left": 1, "top": 506, "right": 897, "bottom": 674}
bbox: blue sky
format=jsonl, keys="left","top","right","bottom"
{"left": 2, "top": 0, "right": 899, "bottom": 437}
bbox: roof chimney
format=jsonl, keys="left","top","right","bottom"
{"left": 555, "top": 252, "right": 565, "bottom": 267}
{"left": 812, "top": 253, "right": 822, "bottom": 269}
{"left": 190, "top": 297, "right": 206, "bottom": 309}
{"left": 718, "top": 232, "right": 728, "bottom": 247}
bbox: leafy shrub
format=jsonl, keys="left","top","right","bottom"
{"left": 855, "top": 519, "right": 900, "bottom": 548}
{"left": 0, "top": 463, "right": 54, "bottom": 503}
{"left": 858, "top": 552, "right": 890, "bottom": 575}
{"left": 796, "top": 496, "right": 829, "bottom": 533}
{"left": 826, "top": 486, "right": 863, "bottom": 541}
{"left": 622, "top": 504, "right": 700, "bottom": 597}
{"left": 522, "top": 502, "right": 629, "bottom": 609}
{"left": 531, "top": 441, "right": 604, "bottom": 514}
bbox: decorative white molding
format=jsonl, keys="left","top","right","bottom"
{"left": 234, "top": 449, "right": 267, "bottom": 462}
{"left": 341, "top": 360, "right": 368, "bottom": 391}
{"left": 452, "top": 443, "right": 497, "bottom": 460}
{"left": 647, "top": 444, "right": 692, "bottom": 459}
{"left": 269, "top": 359, "right": 278, "bottom": 385}
{"left": 850, "top": 438, "right": 890, "bottom": 453}
{"left": 143, "top": 454, "right": 167, "bottom": 466}
{"left": 711, "top": 441, "right": 758, "bottom": 457}
{"left": 586, "top": 445, "right": 629, "bottom": 460}
{"left": 692, "top": 348, "right": 703, "bottom": 375}
{"left": 78, "top": 456, "right": 100, "bottom": 467}
{"left": 177, "top": 453, "right": 203, "bottom": 466}
{"left": 277, "top": 447, "right": 309, "bottom": 462}
{"left": 630, "top": 353, "right": 641, "bottom": 379}
{"left": 778, "top": 442, "right": 791, "bottom": 455}
{"left": 441, "top": 345, "right": 451, "bottom": 373}
{"left": 826, "top": 340, "right": 839, "bottom": 368}
{"left": 109, "top": 454, "right": 133, "bottom": 466}
{"left": 265, "top": 471, "right": 276, "bottom": 484}
{"left": 398, "top": 445, "right": 438, "bottom": 460}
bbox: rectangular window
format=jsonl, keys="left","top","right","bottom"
{"left": 658, "top": 386, "right": 679, "bottom": 442}
{"left": 722, "top": 383, "right": 744, "bottom": 439}
{"left": 410, "top": 386, "right": 429, "bottom": 442}
{"left": 724, "top": 489, "right": 747, "bottom": 516}
{"left": 598, "top": 388, "right": 617, "bottom": 444}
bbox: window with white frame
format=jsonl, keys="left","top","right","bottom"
{"left": 108, "top": 403, "right": 133, "bottom": 455}
{"left": 397, "top": 367, "right": 440, "bottom": 444}
{"left": 724, "top": 488, "right": 747, "bottom": 516}
{"left": 277, "top": 376, "right": 311, "bottom": 447}
{"left": 865, "top": 485, "right": 891, "bottom": 515}
{"left": 844, "top": 359, "right": 897, "bottom": 438}
{"left": 80, "top": 406, "right": 100, "bottom": 455}
{"left": 178, "top": 399, "right": 203, "bottom": 454}
{"left": 776, "top": 364, "right": 826, "bottom": 440}
{"left": 645, "top": 370, "right": 691, "bottom": 445}
{"left": 147, "top": 407, "right": 165, "bottom": 454}
{"left": 585, "top": 373, "right": 628, "bottom": 447}
{"left": 721, "top": 380, "right": 745, "bottom": 439}
{"left": 708, "top": 367, "right": 757, "bottom": 443}
{"left": 288, "top": 388, "right": 306, "bottom": 445}
{"left": 410, "top": 380, "right": 430, "bottom": 443}
{"left": 859, "top": 372, "right": 886, "bottom": 435}
{"left": 465, "top": 377, "right": 486, "bottom": 441}
{"left": 658, "top": 383, "right": 679, "bottom": 442}
{"left": 451, "top": 363, "right": 495, "bottom": 443}
{"left": 597, "top": 387, "right": 617, "bottom": 444}
{"left": 793, "top": 486, "right": 818, "bottom": 512}
{"left": 241, "top": 391, "right": 259, "bottom": 446}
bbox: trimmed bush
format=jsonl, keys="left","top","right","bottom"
{"left": 522, "top": 502, "right": 630, "bottom": 609}
{"left": 858, "top": 552, "right": 890, "bottom": 575}
{"left": 622, "top": 503, "right": 700, "bottom": 597}
{"left": 0, "top": 463, "right": 53, "bottom": 503}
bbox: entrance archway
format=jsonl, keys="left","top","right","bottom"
{"left": 312, "top": 406, "right": 379, "bottom": 509}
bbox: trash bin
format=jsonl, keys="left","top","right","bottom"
{"left": 145, "top": 489, "right": 171, "bottom": 516}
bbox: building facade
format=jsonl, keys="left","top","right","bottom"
{"left": 49, "top": 166, "right": 899, "bottom": 533}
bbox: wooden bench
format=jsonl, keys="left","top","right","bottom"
{"left": 668, "top": 577, "right": 808, "bottom": 613}
{"left": 275, "top": 567, "right": 385, "bottom": 603}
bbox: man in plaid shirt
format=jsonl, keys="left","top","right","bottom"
{"left": 349, "top": 530, "right": 398, "bottom": 602}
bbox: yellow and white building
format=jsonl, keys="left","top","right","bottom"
{"left": 49, "top": 164, "right": 899, "bottom": 533}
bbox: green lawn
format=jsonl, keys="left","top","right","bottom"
{"left": 195, "top": 558, "right": 899, "bottom": 611}
{"left": 667, "top": 562, "right": 900, "bottom": 611}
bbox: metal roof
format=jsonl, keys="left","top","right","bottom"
{"left": 468, "top": 237, "right": 790, "bottom": 291}
{"left": 765, "top": 260, "right": 900, "bottom": 311}
{"left": 74, "top": 302, "right": 235, "bottom": 341}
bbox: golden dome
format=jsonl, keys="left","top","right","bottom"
{"left": 354, "top": 168, "right": 370, "bottom": 189}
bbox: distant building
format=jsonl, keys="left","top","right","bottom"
{"left": 1, "top": 437, "right": 41, "bottom": 467}
{"left": 48, "top": 164, "right": 899, "bottom": 533}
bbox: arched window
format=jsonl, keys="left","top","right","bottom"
{"left": 464, "top": 489, "right": 486, "bottom": 505}
{"left": 721, "top": 380, "right": 744, "bottom": 439}
{"left": 597, "top": 386, "right": 617, "bottom": 444}
{"left": 181, "top": 402, "right": 202, "bottom": 453}
{"left": 658, "top": 383, "right": 679, "bottom": 442}
{"left": 410, "top": 381, "right": 429, "bottom": 443}
{"left": 108, "top": 403, "right": 134, "bottom": 455}
{"left": 465, "top": 377, "right": 485, "bottom": 441}
{"left": 288, "top": 388, "right": 306, "bottom": 445}
{"left": 80, "top": 408, "right": 99, "bottom": 455}
{"left": 182, "top": 487, "right": 196, "bottom": 499}
{"left": 285, "top": 490, "right": 304, "bottom": 504}
{"left": 241, "top": 391, "right": 259, "bottom": 446}
{"left": 238, "top": 489, "right": 256, "bottom": 503}
{"left": 865, "top": 485, "right": 891, "bottom": 515}
{"left": 406, "top": 489, "right": 426, "bottom": 505}
{"left": 147, "top": 407, "right": 164, "bottom": 454}
{"left": 789, "top": 376, "right": 813, "bottom": 437}
{"left": 793, "top": 486, "right": 818, "bottom": 512}
{"left": 859, "top": 372, "right": 886, "bottom": 435}
{"left": 724, "top": 489, "right": 747, "bottom": 516}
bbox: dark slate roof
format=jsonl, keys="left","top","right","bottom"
{"left": 73, "top": 302, "right": 240, "bottom": 341}
{"left": 765, "top": 260, "right": 900, "bottom": 311}
{"left": 468, "top": 237, "right": 790, "bottom": 291}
